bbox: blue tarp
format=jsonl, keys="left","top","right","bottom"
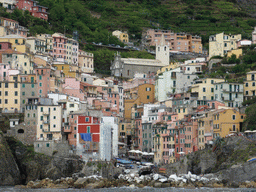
{"left": 80, "top": 133, "right": 92, "bottom": 141}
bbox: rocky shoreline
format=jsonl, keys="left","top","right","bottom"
{"left": 15, "top": 172, "right": 256, "bottom": 189}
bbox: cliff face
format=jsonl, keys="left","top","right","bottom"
{"left": 0, "top": 136, "right": 84, "bottom": 185}
{"left": 164, "top": 136, "right": 256, "bottom": 183}
{"left": 0, "top": 134, "right": 21, "bottom": 185}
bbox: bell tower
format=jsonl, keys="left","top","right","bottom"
{"left": 156, "top": 34, "right": 169, "bottom": 66}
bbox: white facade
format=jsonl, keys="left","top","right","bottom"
{"left": 142, "top": 104, "right": 160, "bottom": 124}
{"left": 214, "top": 83, "right": 244, "bottom": 108}
{"left": 81, "top": 73, "right": 94, "bottom": 85}
{"left": 184, "top": 57, "right": 206, "bottom": 65}
{"left": 0, "top": 0, "right": 16, "bottom": 9}
{"left": 100, "top": 116, "right": 118, "bottom": 161}
{"left": 155, "top": 68, "right": 180, "bottom": 102}
{"left": 48, "top": 93, "right": 67, "bottom": 105}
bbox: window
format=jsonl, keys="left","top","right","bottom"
{"left": 14, "top": 99, "right": 18, "bottom": 104}
{"left": 41, "top": 107, "right": 43, "bottom": 112}
{"left": 22, "top": 84, "right": 25, "bottom": 88}
{"left": 53, "top": 108, "right": 56, "bottom": 111}
{"left": 53, "top": 124, "right": 56, "bottom": 128}
{"left": 5, "top": 91, "right": 8, "bottom": 96}
{"left": 53, "top": 116, "right": 56, "bottom": 119}
{"left": 5, "top": 83, "right": 8, "bottom": 88}
{"left": 40, "top": 116, "right": 43, "bottom": 121}
{"left": 87, "top": 126, "right": 90, "bottom": 133}
{"left": 39, "top": 83, "right": 42, "bottom": 87}
{"left": 246, "top": 83, "right": 248, "bottom": 87}
{"left": 46, "top": 143, "right": 50, "bottom": 147}
{"left": 147, "top": 95, "right": 150, "bottom": 99}
{"left": 146, "top": 87, "right": 151, "bottom": 91}
{"left": 211, "top": 88, "right": 214, "bottom": 93}
{"left": 39, "top": 75, "right": 42, "bottom": 80}
{"left": 5, "top": 99, "right": 8, "bottom": 104}
{"left": 203, "top": 87, "right": 206, "bottom": 92}
{"left": 14, "top": 83, "right": 18, "bottom": 88}
{"left": 232, "top": 115, "right": 236, "bottom": 120}
{"left": 86, "top": 117, "right": 89, "bottom": 122}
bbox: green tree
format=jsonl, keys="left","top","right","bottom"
{"left": 243, "top": 103, "right": 256, "bottom": 131}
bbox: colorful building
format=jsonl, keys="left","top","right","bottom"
{"left": 244, "top": 71, "right": 256, "bottom": 100}
{"left": 209, "top": 32, "right": 241, "bottom": 59}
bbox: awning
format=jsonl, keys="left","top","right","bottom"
{"left": 80, "top": 133, "right": 92, "bottom": 141}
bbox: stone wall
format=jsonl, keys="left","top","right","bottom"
{"left": 34, "top": 140, "right": 72, "bottom": 157}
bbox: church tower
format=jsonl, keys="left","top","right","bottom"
{"left": 156, "top": 34, "right": 169, "bottom": 66}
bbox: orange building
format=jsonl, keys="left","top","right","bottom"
{"left": 124, "top": 83, "right": 155, "bottom": 120}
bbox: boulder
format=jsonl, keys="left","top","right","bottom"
{"left": 74, "top": 177, "right": 88, "bottom": 188}
{"left": 86, "top": 180, "right": 105, "bottom": 189}
{"left": 161, "top": 183, "right": 171, "bottom": 188}
{"left": 154, "top": 182, "right": 162, "bottom": 188}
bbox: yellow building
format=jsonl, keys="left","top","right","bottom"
{"left": 227, "top": 49, "right": 242, "bottom": 58}
{"left": 0, "top": 81, "right": 20, "bottom": 112}
{"left": 197, "top": 110, "right": 216, "bottom": 150}
{"left": 119, "top": 121, "right": 132, "bottom": 144}
{"left": 78, "top": 50, "right": 94, "bottom": 73}
{"left": 209, "top": 32, "right": 242, "bottom": 59}
{"left": 52, "top": 62, "right": 77, "bottom": 78}
{"left": 212, "top": 109, "right": 245, "bottom": 138}
{"left": 112, "top": 30, "right": 129, "bottom": 43}
{"left": 244, "top": 71, "right": 256, "bottom": 100}
{"left": 0, "top": 35, "right": 28, "bottom": 53}
{"left": 36, "top": 105, "right": 62, "bottom": 140}
{"left": 191, "top": 78, "right": 225, "bottom": 101}
{"left": 124, "top": 84, "right": 155, "bottom": 120}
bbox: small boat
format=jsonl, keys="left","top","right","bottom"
{"left": 247, "top": 157, "right": 256, "bottom": 162}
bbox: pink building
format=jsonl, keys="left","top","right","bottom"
{"left": 52, "top": 33, "right": 67, "bottom": 61}
{"left": 31, "top": 5, "right": 48, "bottom": 21}
{"left": 35, "top": 67, "right": 50, "bottom": 98}
{"left": 62, "top": 77, "right": 85, "bottom": 100}
{"left": 16, "top": 0, "right": 48, "bottom": 20}
{"left": 154, "top": 111, "right": 179, "bottom": 164}
{"left": 146, "top": 29, "right": 202, "bottom": 53}
{"left": 0, "top": 42, "right": 12, "bottom": 50}
{"left": 0, "top": 63, "right": 10, "bottom": 81}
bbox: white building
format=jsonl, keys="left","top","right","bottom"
{"left": 214, "top": 82, "right": 244, "bottom": 108}
{"left": 36, "top": 105, "right": 62, "bottom": 141}
{"left": 100, "top": 116, "right": 118, "bottom": 161}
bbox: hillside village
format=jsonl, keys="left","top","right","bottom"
{"left": 1, "top": 6, "right": 256, "bottom": 168}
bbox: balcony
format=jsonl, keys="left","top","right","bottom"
{"left": 43, "top": 120, "right": 50, "bottom": 124}
{"left": 222, "top": 89, "right": 243, "bottom": 93}
{"left": 64, "top": 125, "right": 71, "bottom": 133}
{"left": 42, "top": 127, "right": 50, "bottom": 132}
{"left": 43, "top": 111, "right": 49, "bottom": 115}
